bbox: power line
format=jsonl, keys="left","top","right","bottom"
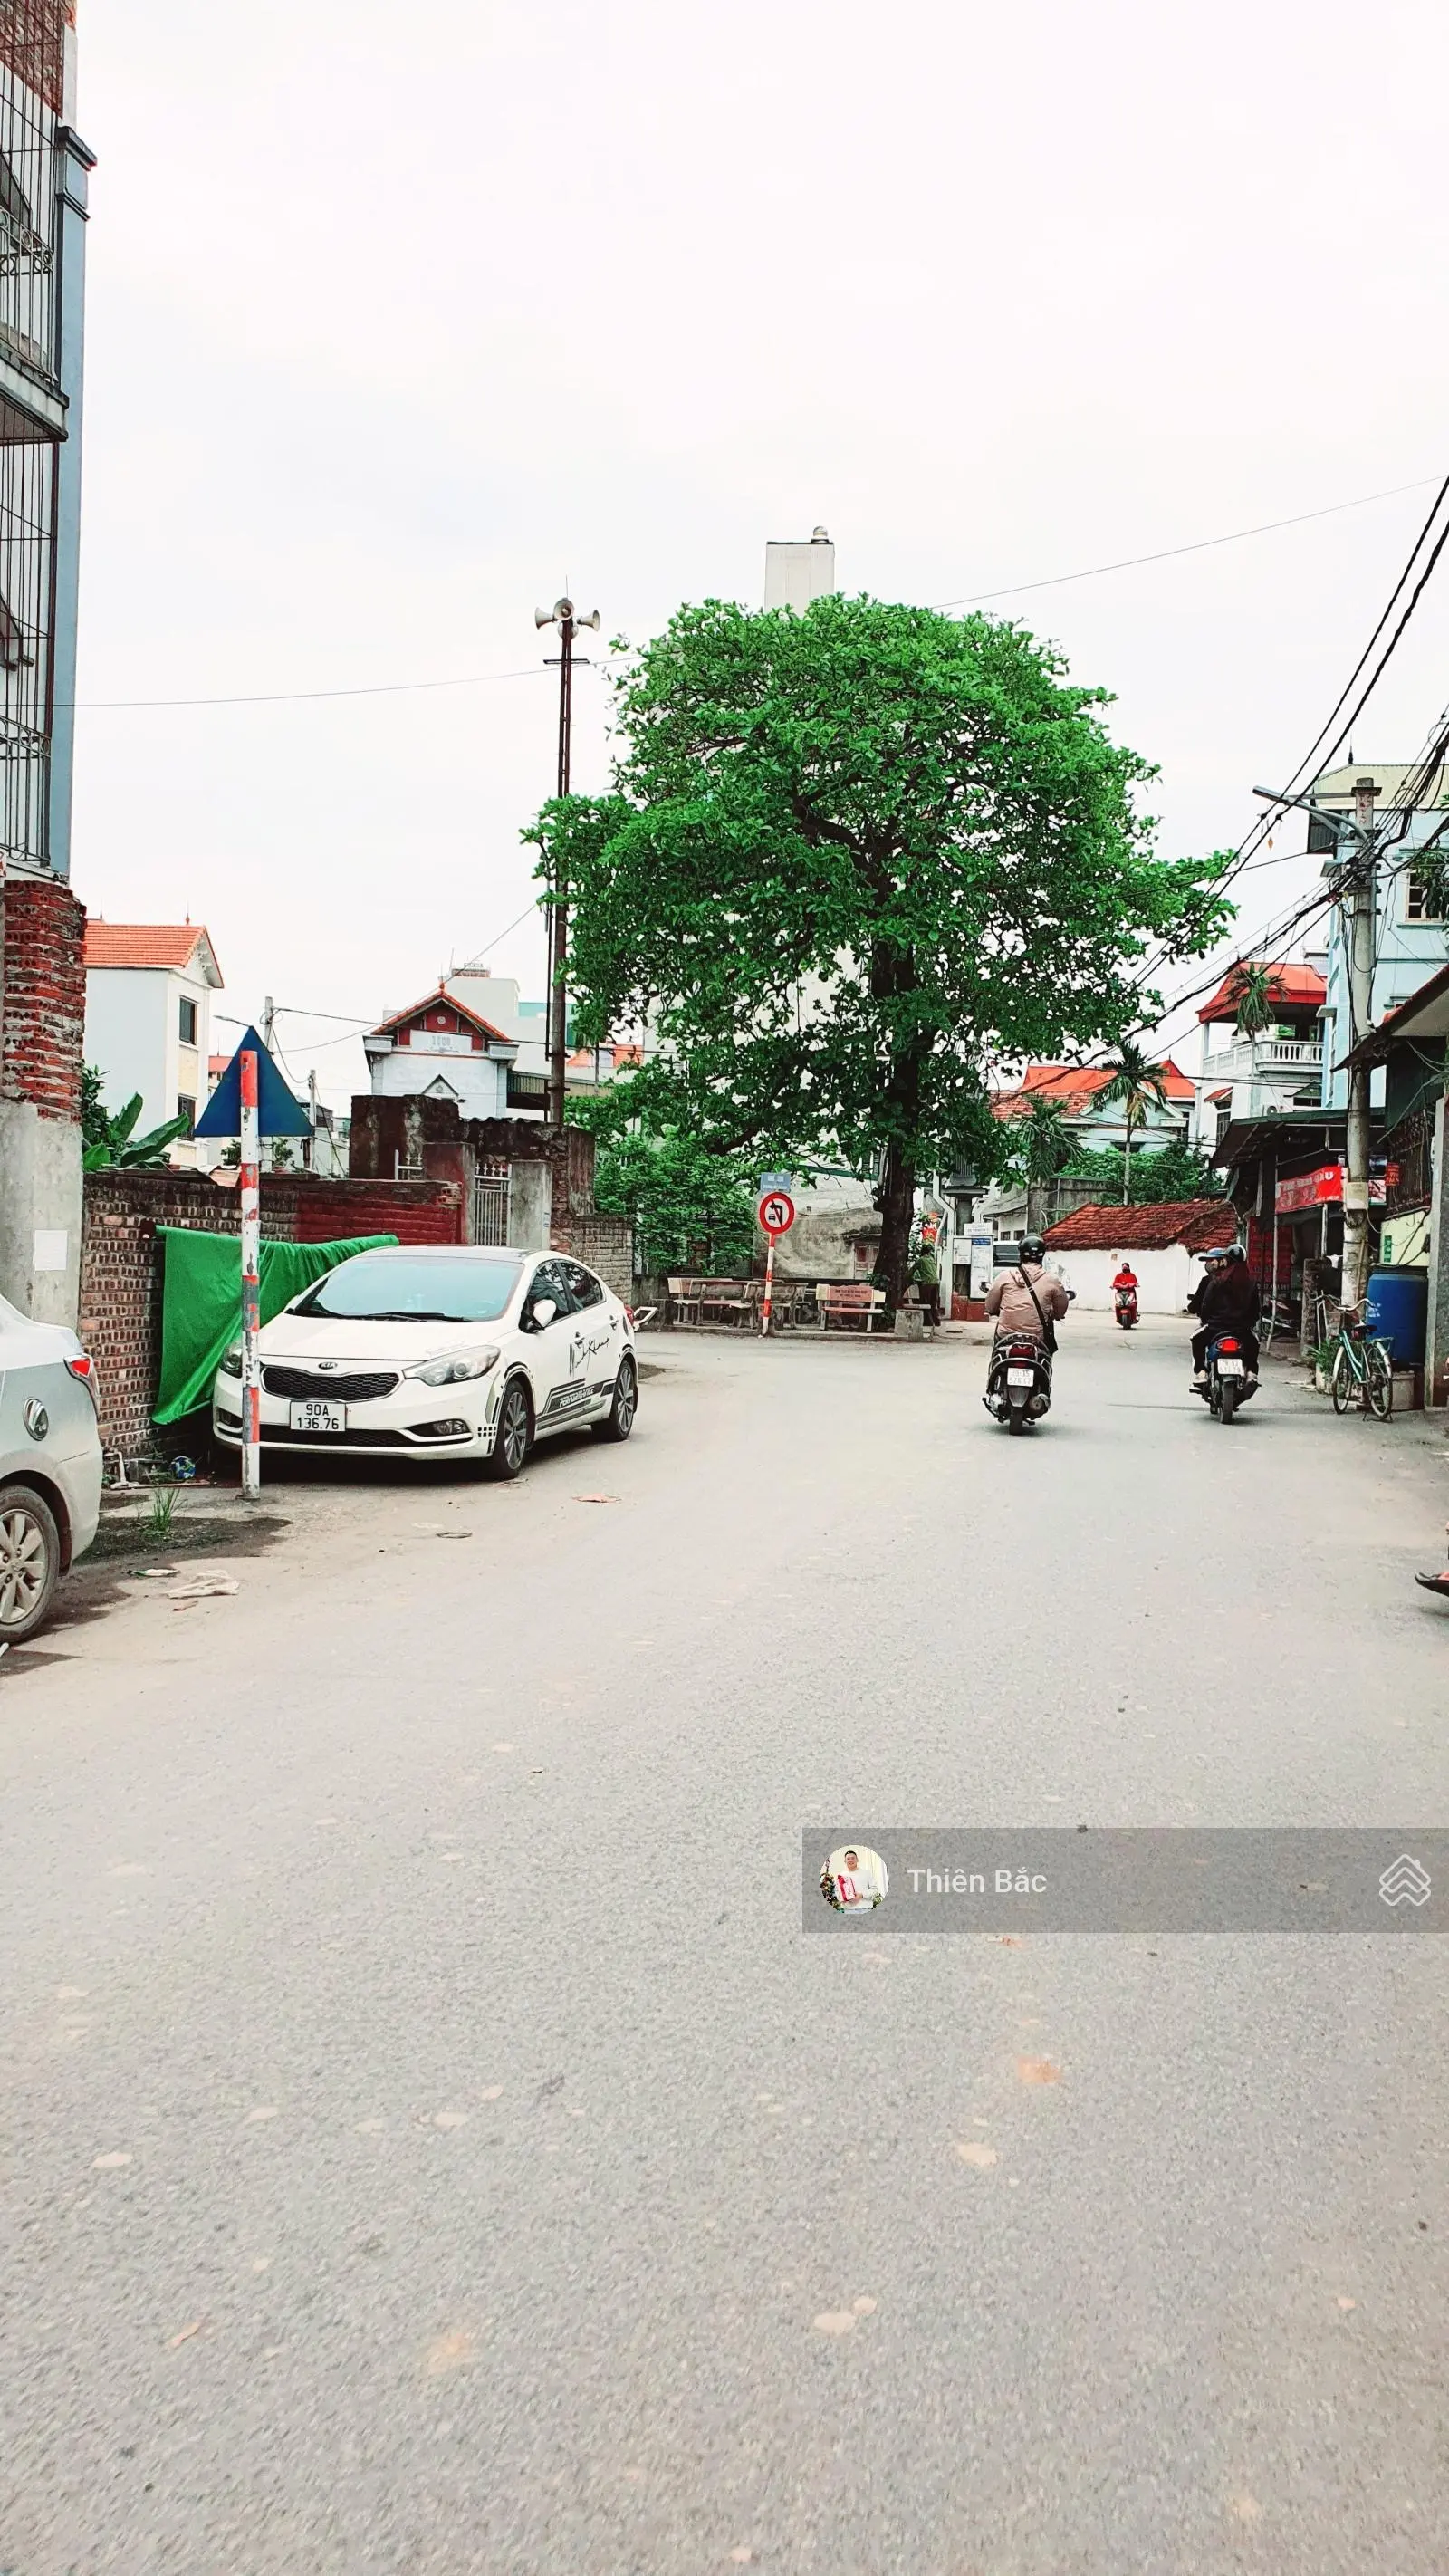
{"left": 931, "top": 475, "right": 1436, "bottom": 612}
{"left": 1117, "top": 466, "right": 1449, "bottom": 1018}
{"left": 69, "top": 663, "right": 555, "bottom": 714}
{"left": 455, "top": 896, "right": 542, "bottom": 970}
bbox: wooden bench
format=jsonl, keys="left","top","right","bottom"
{"left": 816, "top": 1283, "right": 886, "bottom": 1333}
{"left": 667, "top": 1277, "right": 753, "bottom": 1327}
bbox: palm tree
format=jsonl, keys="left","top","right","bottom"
{"left": 1225, "top": 959, "right": 1280, "bottom": 1038}
{"left": 1098, "top": 1043, "right": 1169, "bottom": 1203}
{"left": 1014, "top": 1097, "right": 1072, "bottom": 1184}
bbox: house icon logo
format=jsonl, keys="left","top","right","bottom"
{"left": 1378, "top": 1854, "right": 1432, "bottom": 1908}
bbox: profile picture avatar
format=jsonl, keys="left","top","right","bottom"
{"left": 820, "top": 1843, "right": 888, "bottom": 1913}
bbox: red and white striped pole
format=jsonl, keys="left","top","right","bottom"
{"left": 761, "top": 1234, "right": 776, "bottom": 1337}
{"left": 239, "top": 1050, "right": 261, "bottom": 1496}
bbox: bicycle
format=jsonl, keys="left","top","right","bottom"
{"left": 1329, "top": 1313, "right": 1394, "bottom": 1420}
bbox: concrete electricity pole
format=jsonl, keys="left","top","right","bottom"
{"left": 1341, "top": 774, "right": 1379, "bottom": 1314}
{"left": 1254, "top": 774, "right": 1381, "bottom": 1315}
{"left": 534, "top": 595, "right": 601, "bottom": 1129}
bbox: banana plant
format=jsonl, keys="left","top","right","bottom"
{"left": 82, "top": 1091, "right": 193, "bottom": 1171}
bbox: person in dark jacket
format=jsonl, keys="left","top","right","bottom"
{"left": 1191, "top": 1245, "right": 1260, "bottom": 1381}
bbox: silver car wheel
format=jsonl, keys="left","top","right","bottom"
{"left": 0, "top": 1494, "right": 59, "bottom": 1639}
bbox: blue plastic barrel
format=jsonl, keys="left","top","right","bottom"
{"left": 1365, "top": 1265, "right": 1428, "bottom": 1365}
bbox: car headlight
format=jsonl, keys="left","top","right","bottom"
{"left": 407, "top": 1347, "right": 500, "bottom": 1388}
{"left": 219, "top": 1345, "right": 243, "bottom": 1378}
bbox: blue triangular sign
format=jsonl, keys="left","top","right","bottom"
{"left": 194, "top": 1026, "right": 312, "bottom": 1139}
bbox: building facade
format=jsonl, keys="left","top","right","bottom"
{"left": 1311, "top": 764, "right": 1449, "bottom": 1111}
{"left": 0, "top": 0, "right": 93, "bottom": 1322}
{"left": 83, "top": 923, "right": 224, "bottom": 1166}
{"left": 1193, "top": 959, "right": 1326, "bottom": 1147}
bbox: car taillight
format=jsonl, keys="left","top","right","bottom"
{"left": 66, "top": 1351, "right": 99, "bottom": 1409}
{"left": 623, "top": 1306, "right": 634, "bottom": 1328}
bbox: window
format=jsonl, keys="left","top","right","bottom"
{"left": 295, "top": 1251, "right": 525, "bottom": 1322}
{"left": 178, "top": 995, "right": 198, "bottom": 1046}
{"left": 1405, "top": 870, "right": 1446, "bottom": 923}
{"left": 525, "top": 1260, "right": 575, "bottom": 1324}
{"left": 176, "top": 1094, "right": 196, "bottom": 1137}
{"left": 560, "top": 1260, "right": 603, "bottom": 1309}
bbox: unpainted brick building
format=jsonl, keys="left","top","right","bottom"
{"left": 347, "top": 1094, "right": 633, "bottom": 1300}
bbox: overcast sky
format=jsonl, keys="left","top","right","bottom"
{"left": 71, "top": 0, "right": 1449, "bottom": 1108}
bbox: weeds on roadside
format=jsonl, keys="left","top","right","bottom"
{"left": 145, "top": 1487, "right": 178, "bottom": 1544}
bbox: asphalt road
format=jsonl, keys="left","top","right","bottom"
{"left": 3, "top": 1317, "right": 1447, "bottom": 2574}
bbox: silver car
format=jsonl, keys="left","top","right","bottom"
{"left": 0, "top": 1291, "right": 102, "bottom": 1644}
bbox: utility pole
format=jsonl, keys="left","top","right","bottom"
{"left": 1341, "top": 774, "right": 1379, "bottom": 1314}
{"left": 262, "top": 995, "right": 275, "bottom": 1054}
{"left": 307, "top": 1067, "right": 319, "bottom": 1173}
{"left": 1254, "top": 774, "right": 1382, "bottom": 1316}
{"left": 534, "top": 595, "right": 600, "bottom": 1129}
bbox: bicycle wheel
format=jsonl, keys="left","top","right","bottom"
{"left": 1366, "top": 1341, "right": 1394, "bottom": 1421}
{"left": 1330, "top": 1342, "right": 1355, "bottom": 1416}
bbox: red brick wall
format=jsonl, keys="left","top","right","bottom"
{"left": 80, "top": 1168, "right": 463, "bottom": 1466}
{"left": 1, "top": 867, "right": 86, "bottom": 1121}
{"left": 286, "top": 1178, "right": 463, "bottom": 1246}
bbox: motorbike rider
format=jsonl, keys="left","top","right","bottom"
{"left": 984, "top": 1235, "right": 1071, "bottom": 1352}
{"left": 1112, "top": 1258, "right": 1139, "bottom": 1301}
{"left": 1190, "top": 1242, "right": 1260, "bottom": 1384}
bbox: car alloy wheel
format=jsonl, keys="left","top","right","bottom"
{"left": 593, "top": 1355, "right": 638, "bottom": 1443}
{"left": 0, "top": 1485, "right": 61, "bottom": 1642}
{"left": 485, "top": 1379, "right": 533, "bottom": 1481}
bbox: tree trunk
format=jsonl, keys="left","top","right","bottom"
{"left": 878, "top": 1140, "right": 916, "bottom": 1312}
{"left": 1122, "top": 1108, "right": 1136, "bottom": 1203}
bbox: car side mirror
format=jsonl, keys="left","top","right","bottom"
{"left": 531, "top": 1295, "right": 558, "bottom": 1328}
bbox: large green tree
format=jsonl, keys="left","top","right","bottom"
{"left": 530, "top": 597, "right": 1230, "bottom": 1302}
{"left": 589, "top": 1123, "right": 758, "bottom": 1277}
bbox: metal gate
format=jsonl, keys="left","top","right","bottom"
{"left": 472, "top": 1166, "right": 511, "bottom": 1246}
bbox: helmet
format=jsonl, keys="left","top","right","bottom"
{"left": 1221, "top": 1241, "right": 1247, "bottom": 1264}
{"left": 1019, "top": 1235, "right": 1046, "bottom": 1265}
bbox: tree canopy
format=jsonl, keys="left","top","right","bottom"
{"left": 530, "top": 595, "right": 1231, "bottom": 1299}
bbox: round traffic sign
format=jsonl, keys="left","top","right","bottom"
{"left": 758, "top": 1189, "right": 795, "bottom": 1238}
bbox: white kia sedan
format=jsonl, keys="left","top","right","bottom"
{"left": 211, "top": 1245, "right": 638, "bottom": 1479}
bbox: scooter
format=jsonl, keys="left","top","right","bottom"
{"left": 1192, "top": 1329, "right": 1259, "bottom": 1425}
{"left": 984, "top": 1335, "right": 1053, "bottom": 1435}
{"left": 1114, "top": 1286, "right": 1138, "bottom": 1330}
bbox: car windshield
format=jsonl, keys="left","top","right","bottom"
{"left": 293, "top": 1254, "right": 524, "bottom": 1323}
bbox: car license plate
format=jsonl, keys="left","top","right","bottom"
{"left": 1006, "top": 1366, "right": 1037, "bottom": 1387}
{"left": 289, "top": 1398, "right": 348, "bottom": 1434}
{"left": 1217, "top": 1358, "right": 1244, "bottom": 1378}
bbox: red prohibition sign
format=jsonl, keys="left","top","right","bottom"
{"left": 758, "top": 1190, "right": 796, "bottom": 1237}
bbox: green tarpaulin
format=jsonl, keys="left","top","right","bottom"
{"left": 154, "top": 1227, "right": 398, "bottom": 1425}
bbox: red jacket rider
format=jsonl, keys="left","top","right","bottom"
{"left": 1112, "top": 1264, "right": 1138, "bottom": 1296}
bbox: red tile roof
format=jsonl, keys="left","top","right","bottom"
{"left": 84, "top": 922, "right": 222, "bottom": 982}
{"left": 369, "top": 984, "right": 513, "bottom": 1046}
{"left": 1196, "top": 961, "right": 1325, "bottom": 1024}
{"left": 1044, "top": 1199, "right": 1238, "bottom": 1252}
{"left": 994, "top": 1058, "right": 1195, "bottom": 1116}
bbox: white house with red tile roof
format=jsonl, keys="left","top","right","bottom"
{"left": 1193, "top": 956, "right": 1327, "bottom": 1145}
{"left": 1042, "top": 1197, "right": 1237, "bottom": 1312}
{"left": 993, "top": 1058, "right": 1195, "bottom": 1151}
{"left": 82, "top": 922, "right": 225, "bottom": 1168}
{"left": 363, "top": 982, "right": 520, "bottom": 1120}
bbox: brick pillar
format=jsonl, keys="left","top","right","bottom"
{"left": 0, "top": 863, "right": 87, "bottom": 1323}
